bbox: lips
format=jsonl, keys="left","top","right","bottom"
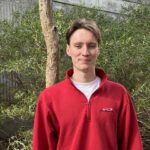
{"left": 79, "top": 59, "right": 91, "bottom": 62}
{"left": 80, "top": 60, "right": 91, "bottom": 64}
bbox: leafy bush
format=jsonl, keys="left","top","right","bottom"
{"left": 0, "top": 6, "right": 45, "bottom": 149}
{"left": 0, "top": 3, "right": 149, "bottom": 150}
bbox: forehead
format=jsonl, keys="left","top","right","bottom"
{"left": 70, "top": 29, "right": 97, "bottom": 44}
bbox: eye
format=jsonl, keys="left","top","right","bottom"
{"left": 88, "top": 44, "right": 97, "bottom": 49}
{"left": 74, "top": 44, "right": 82, "bottom": 49}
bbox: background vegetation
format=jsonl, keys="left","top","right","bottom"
{"left": 0, "top": 3, "right": 149, "bottom": 150}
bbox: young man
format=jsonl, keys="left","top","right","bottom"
{"left": 32, "top": 18, "right": 143, "bottom": 150}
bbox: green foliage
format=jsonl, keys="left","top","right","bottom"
{"left": 99, "top": 4, "right": 150, "bottom": 90}
{"left": 0, "top": 3, "right": 149, "bottom": 150}
{"left": 0, "top": 6, "right": 45, "bottom": 150}
{"left": 0, "top": 6, "right": 46, "bottom": 90}
{"left": 7, "top": 130, "right": 32, "bottom": 150}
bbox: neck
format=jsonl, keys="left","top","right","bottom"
{"left": 72, "top": 68, "right": 96, "bottom": 83}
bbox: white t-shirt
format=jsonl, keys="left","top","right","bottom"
{"left": 71, "top": 76, "right": 101, "bottom": 102}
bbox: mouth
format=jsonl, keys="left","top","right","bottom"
{"left": 79, "top": 58, "right": 91, "bottom": 61}
{"left": 79, "top": 59, "right": 90, "bottom": 63}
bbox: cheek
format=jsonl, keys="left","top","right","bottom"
{"left": 70, "top": 51, "right": 80, "bottom": 57}
{"left": 92, "top": 51, "right": 99, "bottom": 58}
{"left": 69, "top": 52, "right": 79, "bottom": 62}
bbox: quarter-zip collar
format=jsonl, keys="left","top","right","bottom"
{"left": 65, "top": 68, "right": 107, "bottom": 122}
{"left": 65, "top": 68, "right": 107, "bottom": 90}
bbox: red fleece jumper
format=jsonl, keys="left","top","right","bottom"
{"left": 32, "top": 68, "right": 143, "bottom": 150}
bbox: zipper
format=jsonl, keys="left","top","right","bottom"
{"left": 86, "top": 102, "right": 91, "bottom": 121}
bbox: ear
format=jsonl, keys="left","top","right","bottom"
{"left": 66, "top": 44, "right": 71, "bottom": 56}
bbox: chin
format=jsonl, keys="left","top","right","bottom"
{"left": 74, "top": 65, "right": 93, "bottom": 72}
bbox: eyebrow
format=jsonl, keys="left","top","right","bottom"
{"left": 74, "top": 42, "right": 82, "bottom": 45}
{"left": 88, "top": 42, "right": 97, "bottom": 45}
{"left": 73, "top": 42, "right": 97, "bottom": 45}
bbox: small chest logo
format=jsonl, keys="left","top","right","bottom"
{"left": 100, "top": 108, "right": 113, "bottom": 112}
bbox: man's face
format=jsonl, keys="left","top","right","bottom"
{"left": 66, "top": 28, "right": 99, "bottom": 72}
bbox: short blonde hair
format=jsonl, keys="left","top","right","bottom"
{"left": 66, "top": 18, "right": 101, "bottom": 45}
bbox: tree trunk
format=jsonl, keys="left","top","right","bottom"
{"left": 39, "top": 0, "right": 59, "bottom": 87}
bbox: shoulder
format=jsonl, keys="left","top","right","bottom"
{"left": 35, "top": 81, "right": 67, "bottom": 113}
{"left": 105, "top": 80, "right": 133, "bottom": 107}
{"left": 105, "top": 80, "right": 128, "bottom": 93}
{"left": 37, "top": 79, "right": 70, "bottom": 104}
{"left": 39, "top": 79, "right": 67, "bottom": 96}
{"left": 104, "top": 80, "right": 131, "bottom": 102}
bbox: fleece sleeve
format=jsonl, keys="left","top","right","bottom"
{"left": 117, "top": 93, "right": 143, "bottom": 150}
{"left": 32, "top": 92, "right": 58, "bottom": 150}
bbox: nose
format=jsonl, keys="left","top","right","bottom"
{"left": 82, "top": 45, "right": 89, "bottom": 56}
